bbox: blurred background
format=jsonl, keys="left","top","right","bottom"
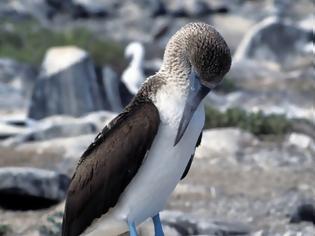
{"left": 0, "top": 0, "right": 314, "bottom": 235}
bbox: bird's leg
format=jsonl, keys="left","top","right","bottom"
{"left": 152, "top": 213, "right": 164, "bottom": 236}
{"left": 128, "top": 221, "right": 138, "bottom": 236}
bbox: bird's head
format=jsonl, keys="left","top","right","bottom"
{"left": 161, "top": 22, "right": 231, "bottom": 145}
{"left": 124, "top": 42, "right": 145, "bottom": 65}
{"left": 162, "top": 22, "right": 231, "bottom": 89}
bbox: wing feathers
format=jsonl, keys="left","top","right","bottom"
{"left": 62, "top": 101, "right": 160, "bottom": 236}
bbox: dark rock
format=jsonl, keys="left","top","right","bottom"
{"left": 102, "top": 66, "right": 123, "bottom": 113}
{"left": 28, "top": 46, "right": 111, "bottom": 120}
{"left": 72, "top": 0, "right": 109, "bottom": 18}
{"left": 46, "top": 0, "right": 72, "bottom": 11}
{"left": 290, "top": 203, "right": 315, "bottom": 225}
{"left": 149, "top": 0, "right": 167, "bottom": 17}
{"left": 186, "top": 0, "right": 213, "bottom": 17}
{"left": 0, "top": 167, "right": 69, "bottom": 210}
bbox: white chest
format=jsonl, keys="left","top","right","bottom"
{"left": 113, "top": 95, "right": 205, "bottom": 224}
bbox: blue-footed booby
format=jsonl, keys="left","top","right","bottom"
{"left": 62, "top": 22, "right": 231, "bottom": 236}
{"left": 122, "top": 42, "right": 146, "bottom": 95}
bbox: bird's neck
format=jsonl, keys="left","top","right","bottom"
{"left": 130, "top": 50, "right": 144, "bottom": 69}
{"left": 159, "top": 38, "right": 191, "bottom": 88}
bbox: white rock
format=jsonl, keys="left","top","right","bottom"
{"left": 41, "top": 46, "right": 88, "bottom": 77}
{"left": 0, "top": 122, "right": 27, "bottom": 139}
{"left": 287, "top": 133, "right": 314, "bottom": 149}
{"left": 196, "top": 128, "right": 258, "bottom": 159}
{"left": 15, "top": 134, "right": 95, "bottom": 174}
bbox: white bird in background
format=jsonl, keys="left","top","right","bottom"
{"left": 122, "top": 42, "right": 146, "bottom": 95}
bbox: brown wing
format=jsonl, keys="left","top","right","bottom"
{"left": 181, "top": 132, "right": 202, "bottom": 180}
{"left": 62, "top": 101, "right": 160, "bottom": 236}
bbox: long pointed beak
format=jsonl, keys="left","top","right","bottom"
{"left": 174, "top": 85, "right": 210, "bottom": 146}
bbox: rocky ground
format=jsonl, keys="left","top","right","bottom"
{"left": 0, "top": 0, "right": 314, "bottom": 235}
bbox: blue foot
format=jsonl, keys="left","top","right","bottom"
{"left": 152, "top": 213, "right": 164, "bottom": 236}
{"left": 128, "top": 221, "right": 138, "bottom": 236}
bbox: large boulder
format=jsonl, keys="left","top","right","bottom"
{"left": 0, "top": 167, "right": 69, "bottom": 210}
{"left": 28, "top": 46, "right": 110, "bottom": 120}
{"left": 234, "top": 17, "right": 312, "bottom": 69}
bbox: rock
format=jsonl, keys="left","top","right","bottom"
{"left": 138, "top": 219, "right": 180, "bottom": 236}
{"left": 28, "top": 46, "right": 111, "bottom": 120}
{"left": 72, "top": 0, "right": 111, "bottom": 18}
{"left": 271, "top": 0, "right": 315, "bottom": 19}
{"left": 0, "top": 123, "right": 27, "bottom": 140}
{"left": 4, "top": 117, "right": 96, "bottom": 145}
{"left": 3, "top": 110, "right": 115, "bottom": 145}
{"left": 211, "top": 14, "right": 256, "bottom": 53}
{"left": 0, "top": 134, "right": 95, "bottom": 175}
{"left": 0, "top": 81, "right": 26, "bottom": 111}
{"left": 194, "top": 127, "right": 314, "bottom": 169}
{"left": 287, "top": 133, "right": 315, "bottom": 150}
{"left": 242, "top": 145, "right": 313, "bottom": 169}
{"left": 148, "top": 0, "right": 167, "bottom": 17}
{"left": 0, "top": 167, "right": 69, "bottom": 210}
{"left": 0, "top": 113, "right": 34, "bottom": 127}
{"left": 160, "top": 211, "right": 251, "bottom": 235}
{"left": 102, "top": 66, "right": 123, "bottom": 113}
{"left": 206, "top": 89, "right": 314, "bottom": 121}
{"left": 290, "top": 202, "right": 315, "bottom": 225}
{"left": 185, "top": 0, "right": 212, "bottom": 17}
{"left": 234, "top": 17, "right": 312, "bottom": 69}
{"left": 0, "top": 58, "right": 38, "bottom": 98}
{"left": 46, "top": 0, "right": 73, "bottom": 11}
{"left": 196, "top": 128, "right": 258, "bottom": 159}
{"left": 0, "top": 111, "right": 116, "bottom": 175}
{"left": 0, "top": 0, "right": 54, "bottom": 22}
{"left": 197, "top": 220, "right": 250, "bottom": 235}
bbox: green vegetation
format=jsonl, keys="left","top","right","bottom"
{"left": 0, "top": 18, "right": 123, "bottom": 68}
{"left": 205, "top": 106, "right": 291, "bottom": 136}
{"left": 0, "top": 224, "right": 12, "bottom": 236}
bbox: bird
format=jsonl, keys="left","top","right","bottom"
{"left": 121, "top": 42, "right": 146, "bottom": 95}
{"left": 62, "top": 22, "right": 231, "bottom": 236}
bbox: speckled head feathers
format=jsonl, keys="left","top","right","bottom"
{"left": 160, "top": 22, "right": 231, "bottom": 88}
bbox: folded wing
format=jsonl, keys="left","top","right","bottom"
{"left": 62, "top": 101, "right": 160, "bottom": 236}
